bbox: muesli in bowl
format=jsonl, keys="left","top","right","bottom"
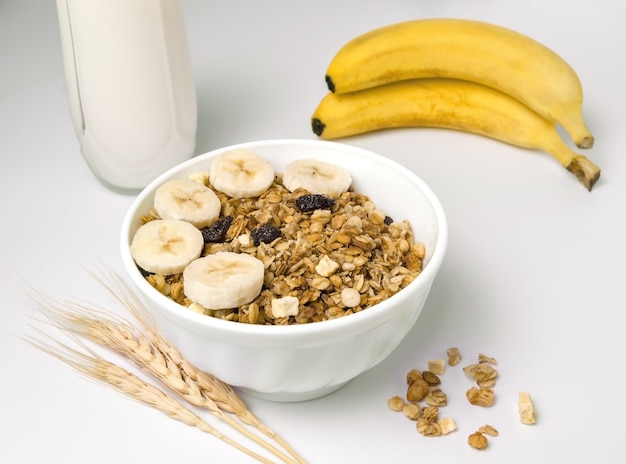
{"left": 121, "top": 139, "right": 447, "bottom": 401}
{"left": 130, "top": 147, "right": 426, "bottom": 325}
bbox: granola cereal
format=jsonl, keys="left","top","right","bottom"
{"left": 138, "top": 172, "right": 424, "bottom": 325}
{"left": 468, "top": 431, "right": 488, "bottom": 450}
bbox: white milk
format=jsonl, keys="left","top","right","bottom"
{"left": 56, "top": 0, "right": 197, "bottom": 193}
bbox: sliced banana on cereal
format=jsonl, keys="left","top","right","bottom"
{"left": 183, "top": 251, "right": 265, "bottom": 310}
{"left": 154, "top": 179, "right": 221, "bottom": 228}
{"left": 130, "top": 219, "right": 204, "bottom": 275}
{"left": 209, "top": 149, "right": 275, "bottom": 198}
{"left": 282, "top": 159, "right": 352, "bottom": 199}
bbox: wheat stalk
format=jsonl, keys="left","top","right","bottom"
{"left": 88, "top": 268, "right": 307, "bottom": 464}
{"left": 25, "top": 268, "right": 306, "bottom": 464}
{"left": 25, "top": 336, "right": 275, "bottom": 464}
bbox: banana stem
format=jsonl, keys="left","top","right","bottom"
{"left": 566, "top": 156, "right": 601, "bottom": 191}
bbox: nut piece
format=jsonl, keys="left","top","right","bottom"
{"left": 402, "top": 403, "right": 421, "bottom": 420}
{"left": 387, "top": 395, "right": 405, "bottom": 412}
{"left": 407, "top": 378, "right": 430, "bottom": 402}
{"left": 479, "top": 424, "right": 499, "bottom": 437}
{"left": 422, "top": 371, "right": 441, "bottom": 386}
{"left": 446, "top": 347, "right": 462, "bottom": 366}
{"left": 466, "top": 386, "right": 495, "bottom": 407}
{"left": 428, "top": 359, "right": 446, "bottom": 375}
{"left": 468, "top": 431, "right": 488, "bottom": 450}
{"left": 518, "top": 392, "right": 536, "bottom": 424}
{"left": 340, "top": 287, "right": 361, "bottom": 308}
{"left": 438, "top": 417, "right": 457, "bottom": 435}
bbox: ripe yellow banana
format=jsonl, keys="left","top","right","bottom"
{"left": 325, "top": 18, "right": 594, "bottom": 149}
{"left": 311, "top": 78, "right": 601, "bottom": 191}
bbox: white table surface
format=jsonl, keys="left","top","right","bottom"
{"left": 2, "top": 1, "right": 625, "bottom": 462}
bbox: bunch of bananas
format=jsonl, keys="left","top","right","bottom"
{"left": 311, "top": 19, "right": 601, "bottom": 190}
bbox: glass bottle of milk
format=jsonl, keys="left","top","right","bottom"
{"left": 56, "top": 0, "right": 197, "bottom": 193}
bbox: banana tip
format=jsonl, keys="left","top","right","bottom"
{"left": 311, "top": 118, "right": 326, "bottom": 136}
{"left": 325, "top": 75, "right": 336, "bottom": 93}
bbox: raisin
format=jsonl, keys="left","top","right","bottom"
{"left": 251, "top": 224, "right": 281, "bottom": 246}
{"left": 202, "top": 216, "right": 233, "bottom": 243}
{"left": 295, "top": 194, "right": 336, "bottom": 212}
{"left": 384, "top": 216, "right": 394, "bottom": 225}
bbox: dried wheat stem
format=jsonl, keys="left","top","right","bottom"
{"left": 37, "top": 301, "right": 298, "bottom": 464}
{"left": 90, "top": 268, "right": 307, "bottom": 464}
{"left": 25, "top": 338, "right": 274, "bottom": 464}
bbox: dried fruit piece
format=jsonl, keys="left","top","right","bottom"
{"left": 201, "top": 215, "right": 233, "bottom": 243}
{"left": 518, "top": 392, "right": 536, "bottom": 424}
{"left": 250, "top": 223, "right": 281, "bottom": 246}
{"left": 446, "top": 347, "right": 462, "bottom": 366}
{"left": 295, "top": 193, "right": 336, "bottom": 212}
{"left": 466, "top": 386, "right": 495, "bottom": 407}
{"left": 428, "top": 359, "right": 446, "bottom": 375}
{"left": 422, "top": 370, "right": 441, "bottom": 386}
{"left": 438, "top": 417, "right": 457, "bottom": 435}
{"left": 402, "top": 403, "right": 421, "bottom": 420}
{"left": 468, "top": 431, "right": 488, "bottom": 450}
{"left": 387, "top": 395, "right": 405, "bottom": 412}
{"left": 407, "top": 378, "right": 430, "bottom": 402}
{"left": 479, "top": 424, "right": 499, "bottom": 437}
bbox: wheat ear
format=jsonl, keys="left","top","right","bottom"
{"left": 90, "top": 268, "right": 307, "bottom": 464}
{"left": 34, "top": 296, "right": 299, "bottom": 464}
{"left": 25, "top": 337, "right": 275, "bottom": 464}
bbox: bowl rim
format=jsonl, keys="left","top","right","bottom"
{"left": 120, "top": 138, "right": 448, "bottom": 340}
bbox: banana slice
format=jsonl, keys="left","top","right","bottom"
{"left": 130, "top": 219, "right": 204, "bottom": 275}
{"left": 183, "top": 251, "right": 265, "bottom": 310}
{"left": 154, "top": 179, "right": 221, "bottom": 228}
{"left": 209, "top": 149, "right": 275, "bottom": 198}
{"left": 283, "top": 159, "right": 352, "bottom": 199}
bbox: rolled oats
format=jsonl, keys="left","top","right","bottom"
{"left": 466, "top": 386, "right": 495, "bottom": 407}
{"left": 139, "top": 174, "right": 424, "bottom": 325}
{"left": 425, "top": 387, "right": 448, "bottom": 407}
{"left": 479, "top": 424, "right": 499, "bottom": 437}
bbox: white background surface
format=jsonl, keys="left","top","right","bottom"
{"left": 2, "top": 1, "right": 625, "bottom": 462}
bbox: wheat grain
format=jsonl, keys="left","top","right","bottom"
{"left": 25, "top": 337, "right": 274, "bottom": 464}
{"left": 26, "top": 268, "right": 305, "bottom": 464}
{"left": 89, "top": 267, "right": 307, "bottom": 464}
{"left": 35, "top": 296, "right": 299, "bottom": 464}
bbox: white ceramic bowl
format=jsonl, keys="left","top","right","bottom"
{"left": 120, "top": 139, "right": 447, "bottom": 402}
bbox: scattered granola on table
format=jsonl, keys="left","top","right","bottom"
{"left": 387, "top": 348, "right": 536, "bottom": 450}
